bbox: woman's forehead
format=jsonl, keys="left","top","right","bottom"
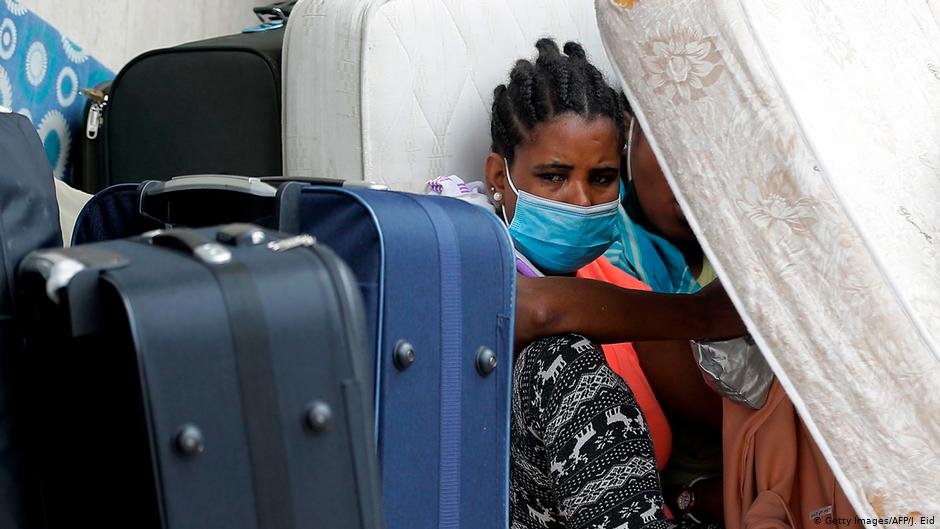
{"left": 518, "top": 113, "right": 621, "bottom": 163}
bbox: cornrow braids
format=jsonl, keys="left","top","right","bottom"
{"left": 490, "top": 38, "right": 625, "bottom": 163}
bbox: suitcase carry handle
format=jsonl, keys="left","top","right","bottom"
{"left": 140, "top": 175, "right": 278, "bottom": 198}
{"left": 148, "top": 229, "right": 234, "bottom": 265}
{"left": 261, "top": 176, "right": 390, "bottom": 191}
{"left": 137, "top": 175, "right": 279, "bottom": 227}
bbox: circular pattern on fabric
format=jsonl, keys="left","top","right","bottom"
{"left": 37, "top": 109, "right": 70, "bottom": 180}
{"left": 61, "top": 35, "right": 88, "bottom": 64}
{"left": 0, "top": 64, "right": 12, "bottom": 109}
{"left": 3, "top": 0, "right": 27, "bottom": 16}
{"left": 0, "top": 18, "right": 16, "bottom": 60}
{"left": 16, "top": 106, "right": 31, "bottom": 122}
{"left": 56, "top": 66, "right": 77, "bottom": 107}
{"left": 25, "top": 40, "right": 47, "bottom": 86}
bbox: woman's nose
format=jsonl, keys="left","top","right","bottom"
{"left": 568, "top": 180, "right": 593, "bottom": 207}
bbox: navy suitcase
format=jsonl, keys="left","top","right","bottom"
{"left": 70, "top": 175, "right": 383, "bottom": 246}
{"left": 278, "top": 185, "right": 516, "bottom": 529}
{"left": 71, "top": 175, "right": 288, "bottom": 246}
{"left": 0, "top": 112, "right": 62, "bottom": 529}
{"left": 17, "top": 224, "right": 383, "bottom": 529}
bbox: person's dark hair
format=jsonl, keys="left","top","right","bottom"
{"left": 490, "top": 38, "right": 625, "bottom": 163}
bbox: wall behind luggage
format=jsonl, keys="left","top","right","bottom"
{"left": 23, "top": 0, "right": 263, "bottom": 71}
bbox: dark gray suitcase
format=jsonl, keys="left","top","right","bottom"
{"left": 17, "top": 224, "right": 382, "bottom": 529}
{"left": 79, "top": 28, "right": 284, "bottom": 193}
{"left": 0, "top": 112, "right": 62, "bottom": 529}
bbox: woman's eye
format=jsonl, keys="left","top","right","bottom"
{"left": 537, "top": 173, "right": 566, "bottom": 183}
{"left": 591, "top": 174, "right": 616, "bottom": 185}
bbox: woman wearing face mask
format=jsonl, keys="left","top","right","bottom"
{"left": 427, "top": 39, "right": 739, "bottom": 528}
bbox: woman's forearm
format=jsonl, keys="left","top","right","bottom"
{"left": 516, "top": 276, "right": 745, "bottom": 346}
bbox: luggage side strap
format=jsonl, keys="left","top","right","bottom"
{"left": 149, "top": 229, "right": 296, "bottom": 529}
{"left": 414, "top": 200, "right": 462, "bottom": 528}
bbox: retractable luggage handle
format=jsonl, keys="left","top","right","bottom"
{"left": 144, "top": 226, "right": 297, "bottom": 529}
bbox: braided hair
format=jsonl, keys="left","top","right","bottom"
{"left": 490, "top": 39, "right": 625, "bottom": 164}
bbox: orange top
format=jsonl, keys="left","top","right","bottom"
{"left": 722, "top": 381, "right": 861, "bottom": 528}
{"left": 577, "top": 257, "right": 672, "bottom": 470}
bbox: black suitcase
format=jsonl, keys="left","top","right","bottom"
{"left": 17, "top": 224, "right": 383, "bottom": 529}
{"left": 0, "top": 112, "right": 62, "bottom": 529}
{"left": 78, "top": 27, "right": 284, "bottom": 193}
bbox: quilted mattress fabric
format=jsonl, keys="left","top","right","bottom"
{"left": 596, "top": 0, "right": 940, "bottom": 521}
{"left": 283, "top": 0, "right": 615, "bottom": 192}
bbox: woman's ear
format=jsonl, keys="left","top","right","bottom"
{"left": 484, "top": 152, "right": 507, "bottom": 197}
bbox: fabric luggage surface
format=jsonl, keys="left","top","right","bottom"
{"left": 82, "top": 29, "right": 284, "bottom": 193}
{"left": 0, "top": 112, "right": 62, "bottom": 529}
{"left": 17, "top": 224, "right": 382, "bottom": 529}
{"left": 279, "top": 186, "right": 515, "bottom": 529}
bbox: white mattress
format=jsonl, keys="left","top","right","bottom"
{"left": 53, "top": 179, "right": 90, "bottom": 247}
{"left": 282, "top": 0, "right": 614, "bottom": 192}
{"left": 596, "top": 0, "right": 940, "bottom": 521}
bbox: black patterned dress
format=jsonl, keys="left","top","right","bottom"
{"left": 510, "top": 334, "right": 712, "bottom": 529}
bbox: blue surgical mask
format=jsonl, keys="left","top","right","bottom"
{"left": 501, "top": 158, "right": 620, "bottom": 275}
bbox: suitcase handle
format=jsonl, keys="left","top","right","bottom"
{"left": 140, "top": 175, "right": 278, "bottom": 198}
{"left": 253, "top": 0, "right": 296, "bottom": 22}
{"left": 147, "top": 229, "right": 233, "bottom": 265}
{"left": 260, "top": 176, "right": 390, "bottom": 191}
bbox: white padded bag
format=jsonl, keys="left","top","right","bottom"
{"left": 597, "top": 0, "right": 940, "bottom": 522}
{"left": 282, "top": 0, "right": 615, "bottom": 192}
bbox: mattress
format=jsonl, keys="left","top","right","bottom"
{"left": 596, "top": 0, "right": 940, "bottom": 521}
{"left": 282, "top": 0, "right": 614, "bottom": 192}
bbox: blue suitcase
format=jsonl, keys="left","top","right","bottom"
{"left": 278, "top": 185, "right": 516, "bottom": 529}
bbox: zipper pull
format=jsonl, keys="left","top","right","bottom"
{"left": 81, "top": 87, "right": 108, "bottom": 140}
{"left": 86, "top": 102, "right": 102, "bottom": 140}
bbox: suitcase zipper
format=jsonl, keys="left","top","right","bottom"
{"left": 81, "top": 87, "right": 109, "bottom": 140}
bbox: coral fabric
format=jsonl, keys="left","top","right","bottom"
{"left": 723, "top": 381, "right": 860, "bottom": 529}
{"left": 577, "top": 256, "right": 672, "bottom": 469}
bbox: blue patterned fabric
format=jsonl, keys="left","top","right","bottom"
{"left": 0, "top": 0, "right": 113, "bottom": 184}
{"left": 603, "top": 180, "right": 704, "bottom": 294}
{"left": 604, "top": 206, "right": 703, "bottom": 294}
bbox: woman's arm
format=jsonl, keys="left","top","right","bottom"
{"left": 515, "top": 276, "right": 745, "bottom": 348}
